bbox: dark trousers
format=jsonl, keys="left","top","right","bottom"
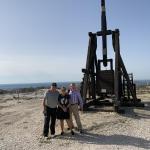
{"left": 43, "top": 106, "right": 57, "bottom": 136}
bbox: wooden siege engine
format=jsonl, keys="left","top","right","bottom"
{"left": 80, "top": 0, "right": 144, "bottom": 113}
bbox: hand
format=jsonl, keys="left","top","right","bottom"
{"left": 43, "top": 109, "right": 46, "bottom": 115}
{"left": 79, "top": 107, "right": 83, "bottom": 111}
{"left": 63, "top": 108, "right": 67, "bottom": 112}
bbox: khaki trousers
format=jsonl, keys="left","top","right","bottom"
{"left": 69, "top": 104, "right": 82, "bottom": 130}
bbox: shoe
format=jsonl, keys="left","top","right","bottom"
{"left": 45, "top": 136, "right": 49, "bottom": 140}
{"left": 40, "top": 135, "right": 47, "bottom": 140}
{"left": 61, "top": 131, "right": 64, "bottom": 135}
{"left": 71, "top": 130, "right": 74, "bottom": 135}
{"left": 51, "top": 134, "right": 55, "bottom": 138}
{"left": 43, "top": 135, "right": 48, "bottom": 138}
{"left": 42, "top": 135, "right": 49, "bottom": 140}
{"left": 80, "top": 130, "right": 83, "bottom": 134}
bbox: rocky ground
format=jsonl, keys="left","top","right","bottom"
{"left": 0, "top": 89, "right": 150, "bottom": 150}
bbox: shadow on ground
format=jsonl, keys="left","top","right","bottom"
{"left": 55, "top": 132, "right": 150, "bottom": 149}
{"left": 120, "top": 101, "right": 150, "bottom": 119}
{"left": 84, "top": 101, "right": 150, "bottom": 119}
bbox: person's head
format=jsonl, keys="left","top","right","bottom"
{"left": 69, "top": 83, "right": 76, "bottom": 91}
{"left": 50, "top": 82, "right": 57, "bottom": 91}
{"left": 60, "top": 86, "right": 66, "bottom": 95}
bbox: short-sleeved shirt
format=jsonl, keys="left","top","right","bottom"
{"left": 44, "top": 90, "right": 59, "bottom": 108}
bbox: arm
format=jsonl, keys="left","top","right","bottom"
{"left": 43, "top": 98, "right": 45, "bottom": 107}
{"left": 43, "top": 91, "right": 50, "bottom": 112}
{"left": 77, "top": 92, "right": 83, "bottom": 110}
{"left": 67, "top": 95, "right": 71, "bottom": 108}
{"left": 43, "top": 99, "right": 46, "bottom": 112}
{"left": 43, "top": 93, "right": 46, "bottom": 113}
{"left": 66, "top": 103, "right": 71, "bottom": 108}
{"left": 58, "top": 102, "right": 64, "bottom": 110}
{"left": 58, "top": 95, "right": 66, "bottom": 111}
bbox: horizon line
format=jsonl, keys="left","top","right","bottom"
{"left": 0, "top": 79, "right": 150, "bottom": 85}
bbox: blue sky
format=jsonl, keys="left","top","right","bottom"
{"left": 0, "top": 0, "right": 150, "bottom": 84}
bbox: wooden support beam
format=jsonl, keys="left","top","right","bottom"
{"left": 82, "top": 33, "right": 97, "bottom": 103}
{"left": 114, "top": 29, "right": 121, "bottom": 107}
{"left": 119, "top": 56, "right": 137, "bottom": 101}
{"left": 97, "top": 30, "right": 112, "bottom": 36}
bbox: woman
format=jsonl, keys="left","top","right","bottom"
{"left": 57, "top": 87, "right": 74, "bottom": 135}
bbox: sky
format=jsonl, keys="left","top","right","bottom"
{"left": 0, "top": 0, "right": 150, "bottom": 84}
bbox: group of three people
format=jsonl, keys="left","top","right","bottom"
{"left": 42, "top": 82, "right": 83, "bottom": 138}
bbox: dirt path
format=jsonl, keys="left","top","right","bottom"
{"left": 0, "top": 92, "right": 150, "bottom": 150}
